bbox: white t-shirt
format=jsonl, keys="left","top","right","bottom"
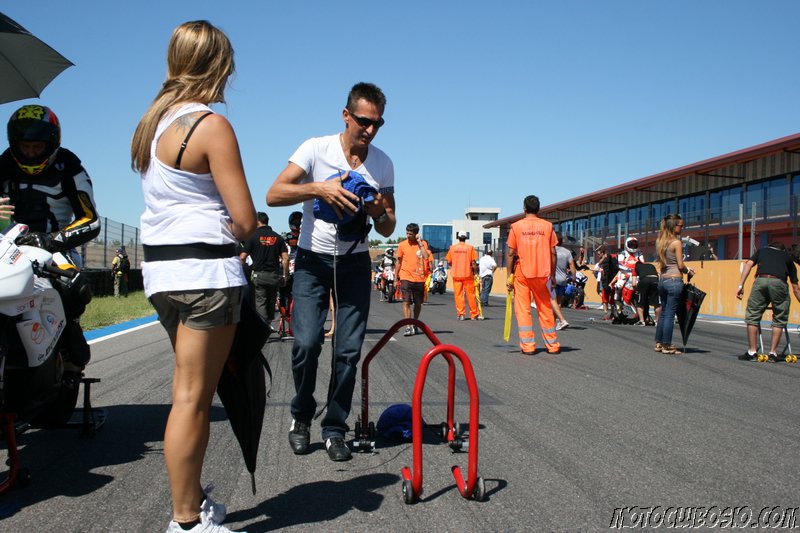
{"left": 289, "top": 134, "right": 394, "bottom": 255}
{"left": 478, "top": 254, "right": 497, "bottom": 278}
{"left": 140, "top": 103, "right": 246, "bottom": 296}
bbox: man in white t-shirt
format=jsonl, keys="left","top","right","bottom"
{"left": 267, "top": 82, "right": 396, "bottom": 462}
{"left": 477, "top": 249, "right": 497, "bottom": 306}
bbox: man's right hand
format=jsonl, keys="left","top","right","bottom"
{"left": 318, "top": 171, "right": 359, "bottom": 220}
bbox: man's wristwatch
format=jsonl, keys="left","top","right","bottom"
{"left": 373, "top": 211, "right": 388, "bottom": 224}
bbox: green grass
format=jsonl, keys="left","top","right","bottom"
{"left": 82, "top": 291, "right": 156, "bottom": 331}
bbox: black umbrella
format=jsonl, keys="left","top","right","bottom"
{"left": 216, "top": 288, "right": 272, "bottom": 494}
{"left": 676, "top": 283, "right": 707, "bottom": 349}
{"left": 0, "top": 12, "right": 73, "bottom": 104}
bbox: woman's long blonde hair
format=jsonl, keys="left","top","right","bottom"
{"left": 131, "top": 20, "right": 234, "bottom": 173}
{"left": 655, "top": 213, "right": 682, "bottom": 271}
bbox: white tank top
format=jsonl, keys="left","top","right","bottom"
{"left": 139, "top": 103, "right": 246, "bottom": 296}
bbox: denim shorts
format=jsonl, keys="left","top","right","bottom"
{"left": 150, "top": 286, "right": 243, "bottom": 333}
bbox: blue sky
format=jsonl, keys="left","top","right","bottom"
{"left": 3, "top": 2, "right": 799, "bottom": 238}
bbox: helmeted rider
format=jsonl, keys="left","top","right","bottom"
{"left": 432, "top": 260, "right": 447, "bottom": 282}
{"left": 1, "top": 105, "right": 100, "bottom": 262}
{"left": 0, "top": 105, "right": 101, "bottom": 383}
{"left": 614, "top": 236, "right": 644, "bottom": 314}
{"left": 376, "top": 248, "right": 396, "bottom": 296}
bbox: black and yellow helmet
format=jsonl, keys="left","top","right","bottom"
{"left": 7, "top": 105, "right": 61, "bottom": 175}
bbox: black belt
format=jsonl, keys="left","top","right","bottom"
{"left": 756, "top": 274, "right": 782, "bottom": 279}
{"left": 143, "top": 243, "right": 237, "bottom": 262}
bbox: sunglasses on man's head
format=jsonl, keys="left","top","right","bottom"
{"left": 350, "top": 113, "right": 385, "bottom": 129}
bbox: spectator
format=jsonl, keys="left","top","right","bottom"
{"left": 446, "top": 232, "right": 481, "bottom": 320}
{"left": 240, "top": 211, "right": 289, "bottom": 327}
{"left": 592, "top": 246, "right": 613, "bottom": 320}
{"left": 654, "top": 214, "right": 693, "bottom": 355}
{"left": 736, "top": 242, "right": 800, "bottom": 361}
{"left": 111, "top": 246, "right": 130, "bottom": 298}
{"left": 397, "top": 223, "right": 430, "bottom": 335}
{"left": 131, "top": 20, "right": 257, "bottom": 533}
{"left": 506, "top": 195, "right": 561, "bottom": 355}
{"left": 552, "top": 232, "right": 576, "bottom": 330}
{"left": 478, "top": 249, "right": 497, "bottom": 307}
{"left": 267, "top": 82, "right": 395, "bottom": 462}
{"left": 278, "top": 210, "right": 302, "bottom": 319}
{"left": 633, "top": 260, "right": 660, "bottom": 326}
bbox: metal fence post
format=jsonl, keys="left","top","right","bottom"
{"left": 750, "top": 202, "right": 757, "bottom": 256}
{"left": 737, "top": 204, "right": 743, "bottom": 260}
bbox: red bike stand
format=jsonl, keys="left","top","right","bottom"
{"left": 0, "top": 412, "right": 25, "bottom": 495}
{"left": 354, "top": 318, "right": 485, "bottom": 503}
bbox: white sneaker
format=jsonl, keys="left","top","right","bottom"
{"left": 166, "top": 520, "right": 245, "bottom": 533}
{"left": 556, "top": 320, "right": 569, "bottom": 331}
{"left": 200, "top": 483, "right": 227, "bottom": 525}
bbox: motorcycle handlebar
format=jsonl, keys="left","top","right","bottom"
{"left": 42, "top": 262, "right": 78, "bottom": 280}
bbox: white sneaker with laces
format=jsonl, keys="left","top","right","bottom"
{"left": 556, "top": 320, "right": 569, "bottom": 331}
{"left": 200, "top": 483, "right": 226, "bottom": 525}
{"left": 166, "top": 520, "right": 244, "bottom": 533}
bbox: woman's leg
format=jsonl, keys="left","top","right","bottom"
{"left": 165, "top": 323, "right": 236, "bottom": 522}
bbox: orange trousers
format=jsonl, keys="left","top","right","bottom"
{"left": 513, "top": 274, "right": 560, "bottom": 353}
{"left": 453, "top": 277, "right": 479, "bottom": 319}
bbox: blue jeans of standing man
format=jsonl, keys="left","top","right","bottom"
{"left": 480, "top": 275, "right": 493, "bottom": 305}
{"left": 290, "top": 248, "right": 371, "bottom": 440}
{"left": 655, "top": 277, "right": 683, "bottom": 346}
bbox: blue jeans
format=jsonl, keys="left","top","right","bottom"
{"left": 290, "top": 248, "right": 371, "bottom": 439}
{"left": 480, "top": 275, "right": 493, "bottom": 305}
{"left": 655, "top": 277, "right": 683, "bottom": 346}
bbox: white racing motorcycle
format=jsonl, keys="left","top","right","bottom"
{"left": 0, "top": 223, "right": 97, "bottom": 441}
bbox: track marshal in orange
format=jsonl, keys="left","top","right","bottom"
{"left": 506, "top": 195, "right": 561, "bottom": 354}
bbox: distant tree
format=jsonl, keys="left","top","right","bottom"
{"left": 386, "top": 238, "right": 397, "bottom": 244}
{"left": 369, "top": 239, "right": 383, "bottom": 247}
{"left": 397, "top": 237, "right": 407, "bottom": 243}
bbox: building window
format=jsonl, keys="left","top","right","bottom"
{"left": 590, "top": 214, "right": 606, "bottom": 238}
{"left": 709, "top": 186, "right": 742, "bottom": 224}
{"left": 764, "top": 176, "right": 789, "bottom": 218}
{"left": 628, "top": 205, "right": 648, "bottom": 232}
{"left": 482, "top": 232, "right": 492, "bottom": 245}
{"left": 744, "top": 182, "right": 765, "bottom": 219}
{"left": 421, "top": 224, "right": 452, "bottom": 254}
{"left": 651, "top": 200, "right": 675, "bottom": 231}
{"left": 678, "top": 194, "right": 705, "bottom": 226}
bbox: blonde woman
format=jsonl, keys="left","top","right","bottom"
{"left": 131, "top": 20, "right": 256, "bottom": 533}
{"left": 654, "top": 214, "right": 694, "bottom": 354}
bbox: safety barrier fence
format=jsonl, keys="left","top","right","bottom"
{"left": 474, "top": 261, "right": 800, "bottom": 326}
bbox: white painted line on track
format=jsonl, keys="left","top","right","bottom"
{"left": 87, "top": 320, "right": 161, "bottom": 345}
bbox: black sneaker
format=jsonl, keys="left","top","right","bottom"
{"left": 738, "top": 352, "right": 755, "bottom": 361}
{"left": 325, "top": 437, "right": 352, "bottom": 462}
{"left": 288, "top": 420, "right": 311, "bottom": 455}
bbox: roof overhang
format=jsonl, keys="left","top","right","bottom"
{"left": 484, "top": 132, "right": 800, "bottom": 229}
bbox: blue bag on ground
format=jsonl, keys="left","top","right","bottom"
{"left": 313, "top": 170, "right": 377, "bottom": 225}
{"left": 377, "top": 403, "right": 414, "bottom": 442}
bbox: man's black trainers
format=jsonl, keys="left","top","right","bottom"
{"left": 288, "top": 420, "right": 310, "bottom": 455}
{"left": 738, "top": 352, "right": 755, "bottom": 361}
{"left": 325, "top": 437, "right": 352, "bottom": 462}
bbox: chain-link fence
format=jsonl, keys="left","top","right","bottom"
{"left": 80, "top": 216, "right": 143, "bottom": 269}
